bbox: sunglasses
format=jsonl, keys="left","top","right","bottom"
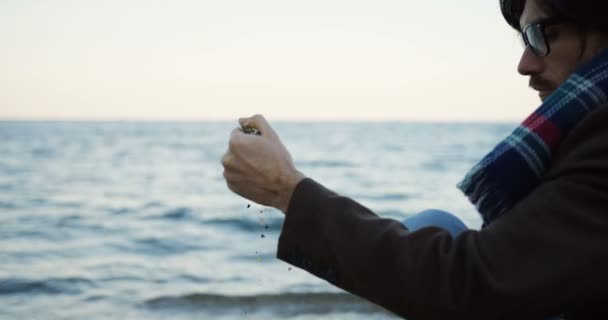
{"left": 520, "top": 18, "right": 563, "bottom": 57}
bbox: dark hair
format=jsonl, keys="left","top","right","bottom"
{"left": 500, "top": 0, "right": 608, "bottom": 33}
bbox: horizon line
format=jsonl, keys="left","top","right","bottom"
{"left": 0, "top": 116, "right": 519, "bottom": 124}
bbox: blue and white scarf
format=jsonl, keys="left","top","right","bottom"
{"left": 458, "top": 49, "right": 608, "bottom": 226}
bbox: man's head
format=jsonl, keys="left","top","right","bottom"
{"left": 500, "top": 0, "right": 608, "bottom": 101}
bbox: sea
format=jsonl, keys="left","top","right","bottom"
{"left": 0, "top": 121, "right": 515, "bottom": 320}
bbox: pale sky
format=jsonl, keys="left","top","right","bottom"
{"left": 0, "top": 0, "right": 540, "bottom": 122}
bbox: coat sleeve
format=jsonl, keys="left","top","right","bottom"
{"left": 276, "top": 108, "right": 608, "bottom": 320}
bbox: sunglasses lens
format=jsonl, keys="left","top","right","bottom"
{"left": 525, "top": 25, "right": 548, "bottom": 56}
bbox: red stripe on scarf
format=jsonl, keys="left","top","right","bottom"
{"left": 523, "top": 113, "right": 562, "bottom": 149}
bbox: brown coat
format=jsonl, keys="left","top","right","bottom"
{"left": 277, "top": 106, "right": 608, "bottom": 320}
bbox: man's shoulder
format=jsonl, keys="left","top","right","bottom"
{"left": 547, "top": 104, "right": 608, "bottom": 179}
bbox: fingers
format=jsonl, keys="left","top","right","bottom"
{"left": 229, "top": 127, "right": 244, "bottom": 143}
{"left": 228, "top": 127, "right": 258, "bottom": 156}
{"left": 221, "top": 148, "right": 246, "bottom": 173}
{"left": 223, "top": 170, "right": 244, "bottom": 197}
{"left": 238, "top": 114, "right": 274, "bottom": 137}
{"left": 229, "top": 126, "right": 253, "bottom": 148}
{"left": 221, "top": 152, "right": 246, "bottom": 197}
{"left": 220, "top": 149, "right": 233, "bottom": 169}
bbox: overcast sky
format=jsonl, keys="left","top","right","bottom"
{"left": 0, "top": 0, "right": 539, "bottom": 121}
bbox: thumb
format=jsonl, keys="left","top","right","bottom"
{"left": 238, "top": 114, "right": 275, "bottom": 136}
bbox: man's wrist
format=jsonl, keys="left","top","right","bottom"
{"left": 279, "top": 170, "right": 306, "bottom": 214}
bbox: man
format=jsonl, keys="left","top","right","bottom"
{"left": 221, "top": 0, "right": 608, "bottom": 318}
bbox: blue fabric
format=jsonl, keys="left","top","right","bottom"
{"left": 402, "top": 209, "right": 468, "bottom": 238}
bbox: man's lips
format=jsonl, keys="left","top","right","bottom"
{"left": 529, "top": 78, "right": 554, "bottom": 99}
{"left": 531, "top": 85, "right": 553, "bottom": 99}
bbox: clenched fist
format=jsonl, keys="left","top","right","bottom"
{"left": 221, "top": 114, "right": 306, "bottom": 213}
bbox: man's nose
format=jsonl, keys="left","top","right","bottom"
{"left": 517, "top": 47, "right": 544, "bottom": 76}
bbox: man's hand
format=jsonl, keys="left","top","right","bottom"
{"left": 221, "top": 114, "right": 306, "bottom": 213}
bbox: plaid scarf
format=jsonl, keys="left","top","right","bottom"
{"left": 458, "top": 49, "right": 608, "bottom": 226}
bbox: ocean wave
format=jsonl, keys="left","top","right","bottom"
{"left": 205, "top": 217, "right": 283, "bottom": 232}
{"left": 232, "top": 252, "right": 277, "bottom": 262}
{"left": 30, "top": 147, "right": 55, "bottom": 157}
{"left": 106, "top": 236, "right": 206, "bottom": 256}
{"left": 143, "top": 201, "right": 165, "bottom": 209}
{"left": 159, "top": 207, "right": 193, "bottom": 220}
{"left": 142, "top": 207, "right": 201, "bottom": 222}
{"left": 126, "top": 237, "right": 204, "bottom": 255}
{"left": 356, "top": 193, "right": 413, "bottom": 201}
{"left": 107, "top": 207, "right": 134, "bottom": 215}
{"left": 298, "top": 160, "right": 357, "bottom": 168}
{"left": 143, "top": 292, "right": 390, "bottom": 315}
{"left": 0, "top": 277, "right": 94, "bottom": 295}
{"left": 0, "top": 201, "right": 16, "bottom": 209}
